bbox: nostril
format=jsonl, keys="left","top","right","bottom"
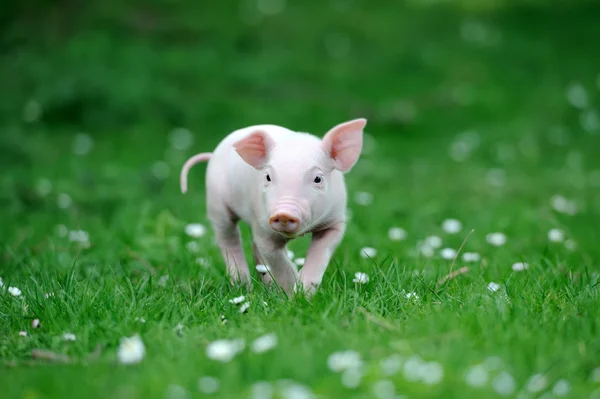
{"left": 274, "top": 218, "right": 280, "bottom": 224}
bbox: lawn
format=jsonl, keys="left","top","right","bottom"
{"left": 1, "top": 1, "right": 600, "bottom": 398}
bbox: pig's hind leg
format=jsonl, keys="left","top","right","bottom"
{"left": 208, "top": 205, "right": 252, "bottom": 287}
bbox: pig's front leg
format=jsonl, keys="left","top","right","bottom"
{"left": 297, "top": 222, "right": 346, "bottom": 295}
{"left": 253, "top": 233, "right": 298, "bottom": 294}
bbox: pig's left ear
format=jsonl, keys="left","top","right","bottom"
{"left": 233, "top": 130, "right": 274, "bottom": 169}
{"left": 321, "top": 118, "right": 367, "bottom": 172}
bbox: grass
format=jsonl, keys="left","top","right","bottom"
{"left": 1, "top": 1, "right": 600, "bottom": 398}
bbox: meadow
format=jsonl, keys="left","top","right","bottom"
{"left": 1, "top": 1, "right": 600, "bottom": 398}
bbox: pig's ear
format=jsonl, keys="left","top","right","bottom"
{"left": 233, "top": 130, "right": 274, "bottom": 169}
{"left": 321, "top": 118, "right": 367, "bottom": 172}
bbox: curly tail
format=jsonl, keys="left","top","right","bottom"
{"left": 180, "top": 152, "right": 212, "bottom": 194}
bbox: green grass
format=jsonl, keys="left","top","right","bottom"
{"left": 2, "top": 1, "right": 600, "bottom": 398}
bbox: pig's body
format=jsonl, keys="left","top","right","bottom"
{"left": 181, "top": 119, "right": 366, "bottom": 295}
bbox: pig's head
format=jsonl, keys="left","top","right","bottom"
{"left": 233, "top": 118, "right": 366, "bottom": 237}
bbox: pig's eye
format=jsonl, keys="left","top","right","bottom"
{"left": 313, "top": 176, "right": 323, "bottom": 184}
{"left": 266, "top": 174, "right": 271, "bottom": 182}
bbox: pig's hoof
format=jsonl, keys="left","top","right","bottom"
{"left": 294, "top": 280, "right": 319, "bottom": 297}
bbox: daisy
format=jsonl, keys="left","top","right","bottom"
{"left": 442, "top": 219, "right": 462, "bottom": 234}
{"left": 360, "top": 247, "right": 377, "bottom": 259}
{"left": 229, "top": 295, "right": 246, "bottom": 305}
{"left": 117, "top": 335, "right": 146, "bottom": 364}
{"left": 352, "top": 272, "right": 369, "bottom": 284}
{"left": 251, "top": 333, "right": 278, "bottom": 353}
{"left": 486, "top": 232, "right": 506, "bottom": 246}
{"left": 185, "top": 223, "right": 206, "bottom": 238}
{"left": 327, "top": 350, "right": 362, "bottom": 372}
{"left": 206, "top": 339, "right": 245, "bottom": 362}
{"left": 388, "top": 227, "right": 407, "bottom": 241}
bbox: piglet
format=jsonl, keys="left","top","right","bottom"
{"left": 180, "top": 118, "right": 367, "bottom": 295}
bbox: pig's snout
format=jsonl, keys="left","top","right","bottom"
{"left": 269, "top": 212, "right": 301, "bottom": 234}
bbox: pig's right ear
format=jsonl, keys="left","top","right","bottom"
{"left": 233, "top": 130, "right": 274, "bottom": 169}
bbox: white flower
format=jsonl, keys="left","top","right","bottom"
{"left": 279, "top": 382, "right": 315, "bottom": 399}
{"left": 512, "top": 262, "right": 529, "bottom": 272}
{"left": 250, "top": 381, "right": 273, "bottom": 399}
{"left": 372, "top": 379, "right": 395, "bottom": 399}
{"left": 354, "top": 191, "right": 373, "bottom": 206}
{"left": 442, "top": 219, "right": 462, "bottom": 234}
{"left": 206, "top": 339, "right": 245, "bottom": 362}
{"left": 564, "top": 239, "right": 577, "bottom": 251}
{"left": 229, "top": 295, "right": 246, "bottom": 304}
{"left": 526, "top": 373, "right": 548, "bottom": 393}
{"left": 251, "top": 333, "right": 278, "bottom": 353}
{"left": 341, "top": 366, "right": 363, "bottom": 388}
{"left": 198, "top": 376, "right": 220, "bottom": 394}
{"left": 327, "top": 350, "right": 362, "bottom": 372}
{"left": 240, "top": 301, "right": 250, "bottom": 313}
{"left": 492, "top": 371, "right": 516, "bottom": 396}
{"left": 380, "top": 354, "right": 403, "bottom": 376}
{"left": 440, "top": 248, "right": 457, "bottom": 260}
{"left": 44, "top": 292, "right": 54, "bottom": 298}
{"left": 62, "top": 332, "right": 76, "bottom": 341}
{"left": 287, "top": 250, "right": 294, "bottom": 260}
{"left": 405, "top": 292, "right": 419, "bottom": 300}
{"left": 486, "top": 232, "right": 506, "bottom": 246}
{"left": 425, "top": 235, "right": 442, "bottom": 248}
{"left": 135, "top": 317, "right": 146, "bottom": 323}
{"left": 388, "top": 227, "right": 407, "bottom": 241}
{"left": 256, "top": 264, "right": 270, "bottom": 274}
{"left": 57, "top": 193, "right": 73, "bottom": 209}
{"left": 117, "top": 334, "right": 146, "bottom": 364}
{"left": 185, "top": 223, "right": 206, "bottom": 238}
{"left": 420, "top": 361, "right": 444, "bottom": 385}
{"left": 487, "top": 282, "right": 501, "bottom": 292}
{"left": 68, "top": 229, "right": 90, "bottom": 247}
{"left": 419, "top": 244, "right": 434, "bottom": 257}
{"left": 465, "top": 364, "right": 489, "bottom": 387}
{"left": 32, "top": 319, "right": 40, "bottom": 328}
{"left": 548, "top": 228, "right": 565, "bottom": 242}
{"left": 352, "top": 272, "right": 369, "bottom": 284}
{"left": 360, "top": 247, "right": 377, "bottom": 258}
{"left": 462, "top": 252, "right": 481, "bottom": 262}
{"left": 8, "top": 286, "right": 21, "bottom": 296}
{"left": 402, "top": 355, "right": 424, "bottom": 382}
{"left": 551, "top": 195, "right": 577, "bottom": 215}
{"left": 19, "top": 331, "right": 28, "bottom": 337}
{"left": 0, "top": 277, "right": 3, "bottom": 287}
{"left": 552, "top": 379, "right": 571, "bottom": 396}
{"left": 294, "top": 258, "right": 305, "bottom": 266}
{"left": 196, "top": 257, "right": 210, "bottom": 268}
{"left": 591, "top": 367, "right": 600, "bottom": 382}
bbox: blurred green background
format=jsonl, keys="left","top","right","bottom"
{"left": 2, "top": 0, "right": 600, "bottom": 398}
